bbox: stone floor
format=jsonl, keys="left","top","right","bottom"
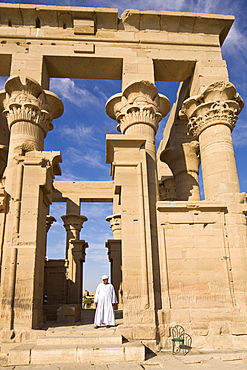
{"left": 1, "top": 310, "right": 247, "bottom": 369}
{"left": 2, "top": 351, "right": 247, "bottom": 369}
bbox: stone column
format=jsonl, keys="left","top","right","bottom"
{"left": 61, "top": 214, "right": 87, "bottom": 304}
{"left": 106, "top": 81, "right": 170, "bottom": 336}
{"left": 106, "top": 214, "right": 122, "bottom": 308}
{"left": 160, "top": 141, "right": 200, "bottom": 201}
{"left": 105, "top": 239, "right": 122, "bottom": 309}
{"left": 158, "top": 177, "right": 176, "bottom": 201}
{"left": 180, "top": 81, "right": 244, "bottom": 201}
{"left": 71, "top": 240, "right": 88, "bottom": 306}
{"left": 0, "top": 76, "right": 63, "bottom": 330}
{"left": 106, "top": 80, "right": 170, "bottom": 159}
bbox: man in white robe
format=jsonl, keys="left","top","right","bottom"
{"left": 94, "top": 275, "right": 118, "bottom": 328}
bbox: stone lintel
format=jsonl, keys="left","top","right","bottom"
{"left": 157, "top": 201, "right": 227, "bottom": 213}
{"left": 52, "top": 180, "right": 114, "bottom": 202}
{"left": 0, "top": 3, "right": 234, "bottom": 45}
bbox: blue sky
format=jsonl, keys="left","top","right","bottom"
{"left": 0, "top": 0, "right": 246, "bottom": 292}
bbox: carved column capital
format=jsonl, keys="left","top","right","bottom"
{"left": 106, "top": 80, "right": 170, "bottom": 135}
{"left": 46, "top": 215, "right": 56, "bottom": 232}
{"left": 179, "top": 81, "right": 244, "bottom": 139}
{"left": 0, "top": 76, "right": 64, "bottom": 137}
{"left": 71, "top": 240, "right": 88, "bottom": 263}
{"left": 61, "top": 214, "right": 88, "bottom": 234}
{"left": 106, "top": 213, "right": 121, "bottom": 239}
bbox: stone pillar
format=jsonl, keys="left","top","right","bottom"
{"left": 61, "top": 214, "right": 88, "bottom": 304}
{"left": 180, "top": 81, "right": 244, "bottom": 201}
{"left": 105, "top": 239, "right": 122, "bottom": 309}
{"left": 0, "top": 76, "right": 63, "bottom": 330}
{"left": 71, "top": 240, "right": 88, "bottom": 306}
{"left": 160, "top": 141, "right": 200, "bottom": 201}
{"left": 106, "top": 214, "right": 122, "bottom": 308}
{"left": 106, "top": 81, "right": 170, "bottom": 337}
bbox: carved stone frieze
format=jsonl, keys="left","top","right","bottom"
{"left": 106, "top": 80, "right": 170, "bottom": 135}
{"left": 0, "top": 76, "right": 64, "bottom": 137}
{"left": 179, "top": 81, "right": 244, "bottom": 139}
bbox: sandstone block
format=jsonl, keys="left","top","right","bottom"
{"left": 8, "top": 344, "right": 34, "bottom": 365}
{"left": 31, "top": 345, "right": 77, "bottom": 364}
{"left": 124, "top": 342, "right": 145, "bottom": 361}
{"left": 77, "top": 344, "right": 124, "bottom": 363}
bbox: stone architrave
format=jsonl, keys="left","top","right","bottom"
{"left": 180, "top": 81, "right": 244, "bottom": 201}
{"left": 61, "top": 214, "right": 88, "bottom": 304}
{"left": 160, "top": 141, "right": 200, "bottom": 201}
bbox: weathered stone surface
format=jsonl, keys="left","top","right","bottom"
{"left": 8, "top": 344, "right": 34, "bottom": 365}
{"left": 0, "top": 2, "right": 246, "bottom": 360}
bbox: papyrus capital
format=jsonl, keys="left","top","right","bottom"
{"left": 106, "top": 80, "right": 170, "bottom": 134}
{"left": 0, "top": 76, "right": 64, "bottom": 136}
{"left": 179, "top": 81, "right": 244, "bottom": 139}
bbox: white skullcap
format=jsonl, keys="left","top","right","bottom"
{"left": 102, "top": 275, "right": 109, "bottom": 280}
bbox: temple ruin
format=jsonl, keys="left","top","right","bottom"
{"left": 0, "top": 2, "right": 246, "bottom": 362}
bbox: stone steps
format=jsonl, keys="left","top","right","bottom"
{"left": 8, "top": 342, "right": 145, "bottom": 365}
{"left": 7, "top": 324, "right": 145, "bottom": 366}
{"left": 37, "top": 334, "right": 123, "bottom": 345}
{"left": 45, "top": 326, "right": 117, "bottom": 336}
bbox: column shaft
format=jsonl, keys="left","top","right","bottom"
{"left": 199, "top": 124, "right": 240, "bottom": 199}
{"left": 180, "top": 81, "right": 244, "bottom": 201}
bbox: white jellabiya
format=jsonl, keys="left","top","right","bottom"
{"left": 94, "top": 276, "right": 118, "bottom": 327}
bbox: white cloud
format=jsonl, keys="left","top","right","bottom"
{"left": 50, "top": 78, "right": 103, "bottom": 108}
{"left": 64, "top": 146, "right": 108, "bottom": 171}
{"left": 85, "top": 243, "right": 110, "bottom": 265}
{"left": 81, "top": 203, "right": 112, "bottom": 217}
{"left": 58, "top": 122, "right": 102, "bottom": 148}
{"left": 232, "top": 114, "right": 247, "bottom": 147}
{"left": 58, "top": 169, "right": 87, "bottom": 181}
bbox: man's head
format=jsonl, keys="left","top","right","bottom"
{"left": 102, "top": 274, "right": 109, "bottom": 284}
